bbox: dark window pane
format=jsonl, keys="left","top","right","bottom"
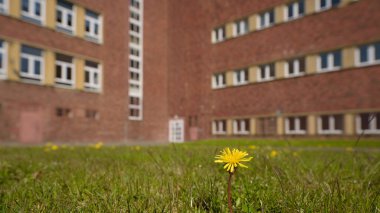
{"left": 245, "top": 119, "right": 250, "bottom": 131}
{"left": 334, "top": 115, "right": 343, "bottom": 130}
{"left": 21, "top": 58, "right": 28, "bottom": 73}
{"left": 270, "top": 64, "right": 275, "bottom": 77}
{"left": 300, "top": 117, "right": 307, "bottom": 130}
{"left": 359, "top": 45, "right": 368, "bottom": 63}
{"left": 289, "top": 117, "right": 295, "bottom": 130}
{"left": 376, "top": 113, "right": 380, "bottom": 130}
{"left": 288, "top": 4, "right": 293, "bottom": 18}
{"left": 299, "top": 0, "right": 305, "bottom": 15}
{"left": 85, "top": 60, "right": 98, "bottom": 68}
{"left": 332, "top": 0, "right": 341, "bottom": 6}
{"left": 34, "top": 61, "right": 41, "bottom": 75}
{"left": 22, "top": 45, "right": 42, "bottom": 56}
{"left": 322, "top": 116, "right": 329, "bottom": 130}
{"left": 35, "top": 2, "right": 41, "bottom": 16}
{"left": 57, "top": 10, "right": 62, "bottom": 22}
{"left": 85, "top": 20, "right": 90, "bottom": 32}
{"left": 299, "top": 58, "right": 305, "bottom": 72}
{"left": 288, "top": 60, "right": 294, "bottom": 74}
{"left": 94, "top": 24, "right": 99, "bottom": 35}
{"left": 0, "top": 54, "right": 2, "bottom": 69}
{"left": 320, "top": 0, "right": 327, "bottom": 8}
{"left": 56, "top": 65, "right": 62, "bottom": 78}
{"left": 361, "top": 113, "right": 369, "bottom": 130}
{"left": 67, "top": 67, "right": 72, "bottom": 80}
{"left": 94, "top": 72, "right": 98, "bottom": 84}
{"left": 375, "top": 43, "right": 380, "bottom": 60}
{"left": 68, "top": 14, "right": 72, "bottom": 26}
{"left": 260, "top": 66, "right": 265, "bottom": 78}
{"left": 22, "top": 0, "right": 29, "bottom": 12}
{"left": 333, "top": 51, "right": 341, "bottom": 67}
{"left": 260, "top": 14, "right": 265, "bottom": 26}
{"left": 85, "top": 71, "right": 89, "bottom": 83}
{"left": 321, "top": 53, "right": 328, "bottom": 69}
{"left": 269, "top": 11, "right": 274, "bottom": 24}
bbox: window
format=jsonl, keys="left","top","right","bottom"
{"left": 233, "top": 68, "right": 248, "bottom": 85}
{"left": 285, "top": 116, "right": 307, "bottom": 135}
{"left": 56, "top": 0, "right": 75, "bottom": 34}
{"left": 129, "top": 96, "right": 142, "bottom": 119}
{"left": 356, "top": 113, "right": 380, "bottom": 134}
{"left": 318, "top": 50, "right": 341, "bottom": 72}
{"left": 285, "top": 57, "right": 305, "bottom": 77}
{"left": 0, "top": 0, "right": 8, "bottom": 14}
{"left": 356, "top": 42, "right": 380, "bottom": 67}
{"left": 0, "top": 39, "right": 7, "bottom": 79}
{"left": 130, "top": 35, "right": 140, "bottom": 45}
{"left": 130, "top": 11, "right": 140, "bottom": 21}
{"left": 55, "top": 53, "right": 74, "bottom": 87}
{"left": 84, "top": 60, "right": 101, "bottom": 91}
{"left": 56, "top": 107, "right": 71, "bottom": 118}
{"left": 212, "top": 120, "right": 227, "bottom": 135}
{"left": 318, "top": 114, "right": 343, "bottom": 134}
{"left": 130, "top": 48, "right": 140, "bottom": 57}
{"left": 130, "top": 60, "right": 140, "bottom": 69}
{"left": 233, "top": 119, "right": 250, "bottom": 135}
{"left": 85, "top": 10, "right": 101, "bottom": 42}
{"left": 256, "top": 117, "right": 277, "bottom": 136}
{"left": 285, "top": 0, "right": 305, "bottom": 21}
{"left": 21, "top": 0, "right": 45, "bottom": 25}
{"left": 233, "top": 18, "right": 248, "bottom": 37}
{"left": 212, "top": 73, "right": 226, "bottom": 89}
{"left": 20, "top": 45, "right": 44, "bottom": 82}
{"left": 212, "top": 26, "right": 226, "bottom": 43}
{"left": 316, "top": 0, "right": 341, "bottom": 12}
{"left": 130, "top": 0, "right": 140, "bottom": 9}
{"left": 130, "top": 23, "right": 140, "bottom": 33}
{"left": 257, "top": 9, "right": 274, "bottom": 30}
{"left": 258, "top": 63, "right": 275, "bottom": 82}
{"left": 85, "top": 109, "right": 99, "bottom": 120}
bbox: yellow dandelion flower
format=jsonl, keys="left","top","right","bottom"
{"left": 214, "top": 148, "right": 253, "bottom": 173}
{"left": 94, "top": 142, "right": 103, "bottom": 149}
{"left": 135, "top": 146, "right": 141, "bottom": 151}
{"left": 51, "top": 145, "right": 59, "bottom": 151}
{"left": 249, "top": 145, "right": 257, "bottom": 150}
{"left": 269, "top": 150, "right": 278, "bottom": 158}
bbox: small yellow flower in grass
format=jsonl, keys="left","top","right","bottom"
{"left": 346, "top": 147, "right": 353, "bottom": 152}
{"left": 51, "top": 145, "right": 59, "bottom": 151}
{"left": 269, "top": 150, "right": 278, "bottom": 158}
{"left": 215, "top": 148, "right": 253, "bottom": 173}
{"left": 94, "top": 141, "right": 103, "bottom": 149}
{"left": 249, "top": 145, "right": 257, "bottom": 150}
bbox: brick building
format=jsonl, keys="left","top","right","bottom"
{"left": 0, "top": 0, "right": 379, "bottom": 144}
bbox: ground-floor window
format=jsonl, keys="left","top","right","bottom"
{"left": 233, "top": 119, "right": 250, "bottom": 135}
{"left": 356, "top": 113, "right": 380, "bottom": 134}
{"left": 212, "top": 120, "right": 226, "bottom": 135}
{"left": 318, "top": 114, "right": 343, "bottom": 135}
{"left": 285, "top": 116, "right": 307, "bottom": 135}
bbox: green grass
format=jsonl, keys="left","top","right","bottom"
{"left": 0, "top": 139, "right": 379, "bottom": 212}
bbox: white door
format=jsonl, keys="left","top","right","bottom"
{"left": 169, "top": 118, "right": 184, "bottom": 143}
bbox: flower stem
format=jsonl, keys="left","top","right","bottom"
{"left": 228, "top": 172, "right": 233, "bottom": 213}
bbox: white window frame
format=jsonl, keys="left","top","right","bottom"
{"left": 84, "top": 63, "right": 102, "bottom": 91}
{"left": 212, "top": 26, "right": 225, "bottom": 43}
{"left": 233, "top": 119, "right": 250, "bottom": 135}
{"left": 212, "top": 73, "right": 226, "bottom": 89}
{"left": 285, "top": 117, "right": 306, "bottom": 135}
{"left": 85, "top": 11, "right": 102, "bottom": 42}
{"left": 169, "top": 118, "right": 184, "bottom": 143}
{"left": 21, "top": 0, "right": 46, "bottom": 25}
{"left": 284, "top": 0, "right": 304, "bottom": 21}
{"left": 233, "top": 19, "right": 248, "bottom": 37}
{"left": 317, "top": 51, "right": 341, "bottom": 72}
{"left": 55, "top": 59, "right": 75, "bottom": 87}
{"left": 257, "top": 64, "right": 275, "bottom": 82}
{"left": 0, "top": 0, "right": 8, "bottom": 14}
{"left": 355, "top": 44, "right": 380, "bottom": 67}
{"left": 233, "top": 69, "right": 248, "bottom": 86}
{"left": 0, "top": 40, "right": 7, "bottom": 79}
{"left": 318, "top": 115, "right": 343, "bottom": 135}
{"left": 257, "top": 10, "right": 274, "bottom": 30}
{"left": 356, "top": 113, "right": 380, "bottom": 135}
{"left": 285, "top": 58, "right": 305, "bottom": 78}
{"left": 315, "top": 0, "right": 340, "bottom": 12}
{"left": 212, "top": 120, "right": 227, "bottom": 135}
{"left": 56, "top": 2, "right": 76, "bottom": 34}
{"left": 20, "top": 51, "right": 44, "bottom": 82}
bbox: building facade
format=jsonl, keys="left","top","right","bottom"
{"left": 0, "top": 0, "right": 379, "bottom": 143}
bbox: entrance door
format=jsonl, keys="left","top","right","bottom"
{"left": 169, "top": 118, "right": 184, "bottom": 143}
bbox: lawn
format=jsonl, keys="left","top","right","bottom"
{"left": 0, "top": 139, "right": 379, "bottom": 212}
